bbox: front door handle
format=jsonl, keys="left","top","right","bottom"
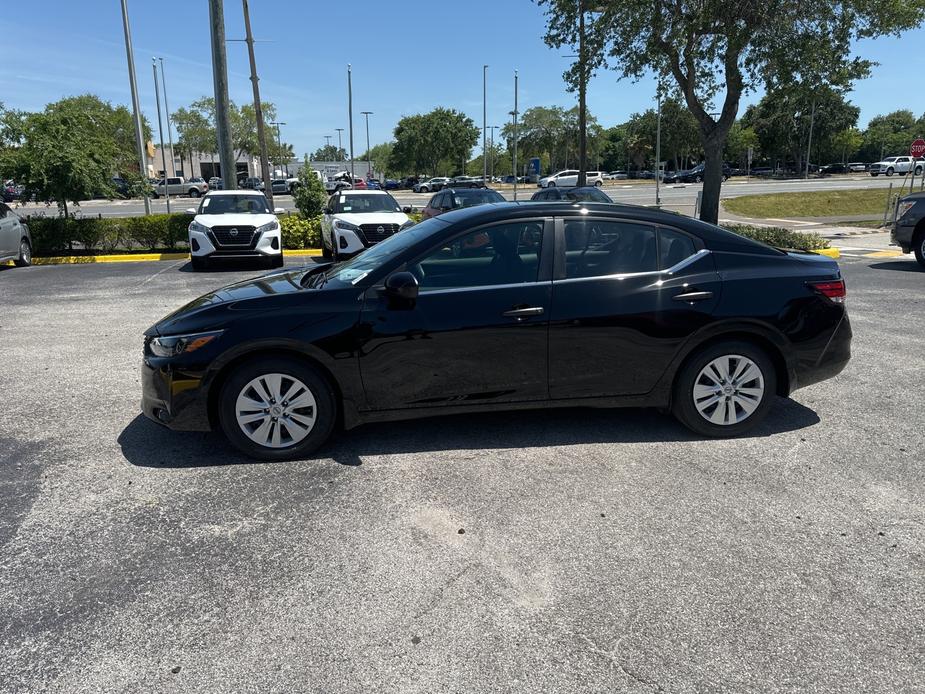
{"left": 502, "top": 306, "right": 545, "bottom": 319}
{"left": 672, "top": 290, "right": 714, "bottom": 302}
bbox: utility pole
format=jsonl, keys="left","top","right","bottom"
{"left": 483, "top": 65, "right": 488, "bottom": 183}
{"left": 655, "top": 80, "right": 662, "bottom": 207}
{"left": 208, "top": 0, "right": 236, "bottom": 189}
{"left": 489, "top": 126, "right": 499, "bottom": 180}
{"left": 152, "top": 59, "right": 170, "bottom": 213}
{"left": 270, "top": 121, "right": 286, "bottom": 175}
{"left": 325, "top": 135, "right": 332, "bottom": 149}
{"left": 512, "top": 69, "right": 519, "bottom": 201}
{"left": 347, "top": 65, "right": 355, "bottom": 181}
{"left": 335, "top": 128, "right": 344, "bottom": 160}
{"left": 157, "top": 58, "right": 176, "bottom": 178}
{"left": 119, "top": 0, "right": 150, "bottom": 214}
{"left": 242, "top": 0, "right": 273, "bottom": 208}
{"left": 805, "top": 99, "right": 816, "bottom": 180}
{"left": 361, "top": 111, "right": 373, "bottom": 178}
{"left": 577, "top": 0, "right": 587, "bottom": 187}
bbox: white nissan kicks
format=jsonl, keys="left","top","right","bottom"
{"left": 321, "top": 189, "right": 413, "bottom": 260}
{"left": 186, "top": 190, "right": 285, "bottom": 271}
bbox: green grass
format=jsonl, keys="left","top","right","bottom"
{"left": 723, "top": 189, "right": 897, "bottom": 218}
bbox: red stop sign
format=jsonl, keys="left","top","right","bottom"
{"left": 910, "top": 139, "right": 925, "bottom": 157}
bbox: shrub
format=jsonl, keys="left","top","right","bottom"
{"left": 22, "top": 212, "right": 192, "bottom": 255}
{"left": 24, "top": 216, "right": 71, "bottom": 254}
{"left": 722, "top": 223, "right": 830, "bottom": 251}
{"left": 280, "top": 214, "right": 321, "bottom": 249}
{"left": 292, "top": 158, "right": 328, "bottom": 218}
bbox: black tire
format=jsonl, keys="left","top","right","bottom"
{"left": 14, "top": 238, "right": 31, "bottom": 267}
{"left": 152, "top": 191, "right": 160, "bottom": 199}
{"left": 595, "top": 179, "right": 603, "bottom": 187}
{"left": 916, "top": 166, "right": 923, "bottom": 176}
{"left": 218, "top": 356, "right": 337, "bottom": 461}
{"left": 269, "top": 253, "right": 285, "bottom": 269}
{"left": 189, "top": 189, "right": 201, "bottom": 198}
{"left": 321, "top": 241, "right": 332, "bottom": 260}
{"left": 671, "top": 340, "right": 777, "bottom": 438}
{"left": 331, "top": 233, "right": 339, "bottom": 262}
{"left": 190, "top": 255, "right": 209, "bottom": 271}
{"left": 694, "top": 174, "right": 703, "bottom": 183}
{"left": 870, "top": 172, "right": 878, "bottom": 177}
{"left": 887, "top": 168, "right": 894, "bottom": 176}
{"left": 914, "top": 230, "right": 925, "bottom": 268}
{"left": 547, "top": 181, "right": 556, "bottom": 188}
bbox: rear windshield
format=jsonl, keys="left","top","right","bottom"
{"left": 199, "top": 194, "right": 270, "bottom": 214}
{"left": 454, "top": 190, "right": 505, "bottom": 207}
{"left": 564, "top": 188, "right": 612, "bottom": 203}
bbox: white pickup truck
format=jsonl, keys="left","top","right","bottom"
{"left": 869, "top": 156, "right": 924, "bottom": 177}
{"left": 152, "top": 177, "right": 209, "bottom": 198}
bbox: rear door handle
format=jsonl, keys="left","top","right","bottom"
{"left": 502, "top": 306, "right": 545, "bottom": 319}
{"left": 673, "top": 290, "right": 714, "bottom": 302}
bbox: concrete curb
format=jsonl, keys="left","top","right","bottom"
{"left": 5, "top": 249, "right": 323, "bottom": 267}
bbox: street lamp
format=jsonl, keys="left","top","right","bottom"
{"left": 483, "top": 65, "right": 488, "bottom": 183}
{"left": 488, "top": 125, "right": 499, "bottom": 180}
{"left": 270, "top": 121, "right": 286, "bottom": 175}
{"left": 335, "top": 128, "right": 345, "bottom": 162}
{"left": 361, "top": 111, "right": 373, "bottom": 178}
{"left": 324, "top": 135, "right": 332, "bottom": 149}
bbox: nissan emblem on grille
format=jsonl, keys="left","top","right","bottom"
{"left": 229, "top": 228, "right": 239, "bottom": 236}
{"left": 377, "top": 225, "right": 384, "bottom": 234}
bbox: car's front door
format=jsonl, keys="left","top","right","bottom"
{"left": 0, "top": 204, "right": 17, "bottom": 258}
{"left": 548, "top": 217, "right": 722, "bottom": 399}
{"left": 358, "top": 218, "right": 553, "bottom": 410}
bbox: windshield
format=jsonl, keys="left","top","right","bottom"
{"left": 199, "top": 194, "right": 271, "bottom": 215}
{"left": 324, "top": 217, "right": 449, "bottom": 285}
{"left": 333, "top": 193, "right": 401, "bottom": 214}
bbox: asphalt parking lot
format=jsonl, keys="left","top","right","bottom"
{"left": 1, "top": 254, "right": 923, "bottom": 693}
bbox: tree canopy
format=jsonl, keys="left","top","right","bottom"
{"left": 390, "top": 108, "right": 479, "bottom": 177}
{"left": 311, "top": 144, "right": 347, "bottom": 162}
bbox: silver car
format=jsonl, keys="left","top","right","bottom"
{"left": 0, "top": 203, "right": 32, "bottom": 267}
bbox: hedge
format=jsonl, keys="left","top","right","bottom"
{"left": 722, "top": 223, "right": 830, "bottom": 251}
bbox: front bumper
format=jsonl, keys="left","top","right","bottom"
{"left": 141, "top": 357, "right": 212, "bottom": 431}
{"left": 890, "top": 223, "right": 915, "bottom": 253}
{"left": 189, "top": 228, "right": 281, "bottom": 259}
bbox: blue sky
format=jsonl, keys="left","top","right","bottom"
{"left": 3, "top": 0, "right": 925, "bottom": 157}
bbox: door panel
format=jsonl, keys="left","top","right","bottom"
{"left": 358, "top": 219, "right": 552, "bottom": 410}
{"left": 0, "top": 205, "right": 15, "bottom": 256}
{"left": 548, "top": 219, "right": 722, "bottom": 398}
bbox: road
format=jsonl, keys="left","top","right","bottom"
{"left": 11, "top": 174, "right": 913, "bottom": 219}
{"left": 1, "top": 252, "right": 922, "bottom": 693}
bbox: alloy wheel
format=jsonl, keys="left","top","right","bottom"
{"left": 235, "top": 373, "right": 317, "bottom": 449}
{"left": 692, "top": 354, "right": 765, "bottom": 426}
{"left": 20, "top": 241, "right": 31, "bottom": 265}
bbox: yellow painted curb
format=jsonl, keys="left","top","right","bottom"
{"left": 863, "top": 250, "right": 903, "bottom": 258}
{"left": 9, "top": 249, "right": 323, "bottom": 267}
{"left": 283, "top": 249, "right": 322, "bottom": 257}
{"left": 813, "top": 248, "right": 840, "bottom": 259}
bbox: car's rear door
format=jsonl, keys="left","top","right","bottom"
{"left": 358, "top": 217, "right": 553, "bottom": 410}
{"left": 0, "top": 204, "right": 16, "bottom": 257}
{"left": 547, "top": 216, "right": 722, "bottom": 398}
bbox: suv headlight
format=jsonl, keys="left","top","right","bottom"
{"left": 189, "top": 220, "right": 209, "bottom": 235}
{"left": 147, "top": 330, "right": 223, "bottom": 358}
{"left": 256, "top": 220, "right": 280, "bottom": 234}
{"left": 897, "top": 201, "right": 915, "bottom": 219}
{"left": 334, "top": 219, "right": 360, "bottom": 232}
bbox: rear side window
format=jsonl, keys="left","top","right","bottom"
{"left": 658, "top": 228, "right": 698, "bottom": 269}
{"left": 563, "top": 219, "right": 657, "bottom": 278}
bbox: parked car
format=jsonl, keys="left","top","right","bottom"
{"left": 320, "top": 189, "right": 413, "bottom": 261}
{"left": 0, "top": 203, "right": 32, "bottom": 267}
{"left": 538, "top": 170, "right": 604, "bottom": 188}
{"left": 820, "top": 163, "right": 848, "bottom": 175}
{"left": 364, "top": 179, "right": 381, "bottom": 190}
{"left": 3, "top": 180, "right": 24, "bottom": 203}
{"left": 142, "top": 201, "right": 852, "bottom": 460}
{"left": 421, "top": 187, "right": 506, "bottom": 219}
{"left": 606, "top": 171, "right": 629, "bottom": 180}
{"left": 869, "top": 156, "right": 923, "bottom": 177}
{"left": 530, "top": 186, "right": 613, "bottom": 203}
{"left": 153, "top": 177, "right": 209, "bottom": 198}
{"left": 184, "top": 190, "right": 285, "bottom": 271}
{"left": 664, "top": 163, "right": 732, "bottom": 184}
{"left": 890, "top": 191, "right": 925, "bottom": 267}
{"left": 270, "top": 179, "right": 290, "bottom": 195}
{"left": 847, "top": 162, "right": 868, "bottom": 172}
{"left": 383, "top": 179, "right": 401, "bottom": 190}
{"left": 239, "top": 176, "right": 266, "bottom": 191}
{"left": 208, "top": 177, "right": 224, "bottom": 190}
{"left": 413, "top": 177, "right": 450, "bottom": 193}
{"left": 110, "top": 177, "right": 130, "bottom": 198}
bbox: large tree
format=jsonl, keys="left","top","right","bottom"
{"left": 391, "top": 108, "right": 479, "bottom": 176}
{"left": 501, "top": 105, "right": 605, "bottom": 173}
{"left": 859, "top": 110, "right": 921, "bottom": 161}
{"left": 539, "top": 0, "right": 925, "bottom": 223}
{"left": 310, "top": 144, "right": 347, "bottom": 162}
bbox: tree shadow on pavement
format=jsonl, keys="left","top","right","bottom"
{"left": 118, "top": 397, "right": 820, "bottom": 469}
{"left": 869, "top": 261, "right": 923, "bottom": 273}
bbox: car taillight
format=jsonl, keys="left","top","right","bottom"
{"left": 808, "top": 280, "right": 846, "bottom": 303}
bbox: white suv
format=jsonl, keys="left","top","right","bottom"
{"left": 186, "top": 191, "right": 285, "bottom": 271}
{"left": 321, "top": 190, "right": 413, "bottom": 260}
{"left": 538, "top": 170, "right": 604, "bottom": 188}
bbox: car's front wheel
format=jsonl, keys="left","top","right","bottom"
{"left": 218, "top": 356, "right": 336, "bottom": 460}
{"left": 14, "top": 239, "right": 31, "bottom": 267}
{"left": 672, "top": 341, "right": 776, "bottom": 437}
{"left": 914, "top": 231, "right": 925, "bottom": 268}
{"left": 594, "top": 179, "right": 603, "bottom": 187}
{"left": 887, "top": 167, "right": 894, "bottom": 176}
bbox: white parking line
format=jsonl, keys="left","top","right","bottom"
{"left": 766, "top": 218, "right": 822, "bottom": 227}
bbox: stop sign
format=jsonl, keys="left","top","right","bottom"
{"left": 910, "top": 139, "right": 925, "bottom": 157}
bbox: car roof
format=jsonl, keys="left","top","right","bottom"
{"left": 204, "top": 189, "right": 267, "bottom": 197}
{"left": 339, "top": 189, "right": 390, "bottom": 196}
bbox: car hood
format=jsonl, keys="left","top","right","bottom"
{"left": 333, "top": 211, "right": 409, "bottom": 226}
{"left": 144, "top": 265, "right": 329, "bottom": 336}
{"left": 193, "top": 213, "right": 277, "bottom": 227}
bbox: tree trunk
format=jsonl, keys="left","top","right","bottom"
{"left": 700, "top": 137, "right": 724, "bottom": 225}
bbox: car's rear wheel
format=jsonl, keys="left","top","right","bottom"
{"left": 913, "top": 231, "right": 925, "bottom": 268}
{"left": 14, "top": 239, "right": 31, "bottom": 267}
{"left": 218, "top": 357, "right": 336, "bottom": 460}
{"left": 190, "top": 189, "right": 201, "bottom": 198}
{"left": 916, "top": 166, "right": 923, "bottom": 176}
{"left": 694, "top": 174, "right": 703, "bottom": 183}
{"left": 672, "top": 341, "right": 777, "bottom": 437}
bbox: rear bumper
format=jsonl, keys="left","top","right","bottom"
{"left": 792, "top": 312, "right": 852, "bottom": 392}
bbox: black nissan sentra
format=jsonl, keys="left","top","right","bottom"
{"left": 142, "top": 202, "right": 851, "bottom": 460}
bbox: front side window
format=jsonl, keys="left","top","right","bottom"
{"left": 416, "top": 221, "right": 545, "bottom": 290}
{"left": 563, "top": 219, "right": 657, "bottom": 278}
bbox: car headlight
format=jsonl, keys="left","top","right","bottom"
{"left": 334, "top": 219, "right": 360, "bottom": 232}
{"left": 256, "top": 220, "right": 280, "bottom": 234}
{"left": 399, "top": 220, "right": 415, "bottom": 231}
{"left": 189, "top": 220, "right": 209, "bottom": 235}
{"left": 147, "top": 330, "right": 223, "bottom": 358}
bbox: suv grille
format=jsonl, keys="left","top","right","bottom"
{"left": 210, "top": 225, "right": 257, "bottom": 248}
{"left": 359, "top": 223, "right": 399, "bottom": 244}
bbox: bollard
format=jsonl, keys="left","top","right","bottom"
{"left": 694, "top": 190, "right": 702, "bottom": 218}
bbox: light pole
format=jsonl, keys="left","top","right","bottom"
{"left": 119, "top": 0, "right": 150, "bottom": 214}
{"left": 655, "top": 80, "right": 662, "bottom": 207}
{"left": 335, "top": 128, "right": 344, "bottom": 160}
{"left": 241, "top": 0, "right": 273, "bottom": 208}
{"left": 483, "top": 65, "right": 488, "bottom": 183}
{"left": 157, "top": 58, "right": 176, "bottom": 179}
{"left": 270, "top": 121, "right": 286, "bottom": 175}
{"left": 512, "top": 69, "right": 519, "bottom": 200}
{"left": 347, "top": 64, "right": 355, "bottom": 181}
{"left": 361, "top": 111, "right": 373, "bottom": 178}
{"left": 805, "top": 99, "right": 816, "bottom": 180}
{"left": 577, "top": 0, "right": 587, "bottom": 187}
{"left": 325, "top": 135, "right": 332, "bottom": 149}
{"left": 152, "top": 59, "right": 170, "bottom": 213}
{"left": 208, "top": 0, "right": 235, "bottom": 189}
{"left": 488, "top": 125, "right": 499, "bottom": 180}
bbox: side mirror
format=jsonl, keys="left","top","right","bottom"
{"left": 384, "top": 271, "right": 419, "bottom": 302}
{"left": 185, "top": 208, "right": 197, "bottom": 215}
{"left": 274, "top": 207, "right": 285, "bottom": 214}
{"left": 323, "top": 207, "right": 333, "bottom": 215}
{"left": 402, "top": 206, "right": 412, "bottom": 214}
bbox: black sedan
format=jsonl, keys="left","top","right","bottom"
{"left": 664, "top": 164, "right": 732, "bottom": 183}
{"left": 531, "top": 186, "right": 613, "bottom": 203}
{"left": 142, "top": 202, "right": 851, "bottom": 460}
